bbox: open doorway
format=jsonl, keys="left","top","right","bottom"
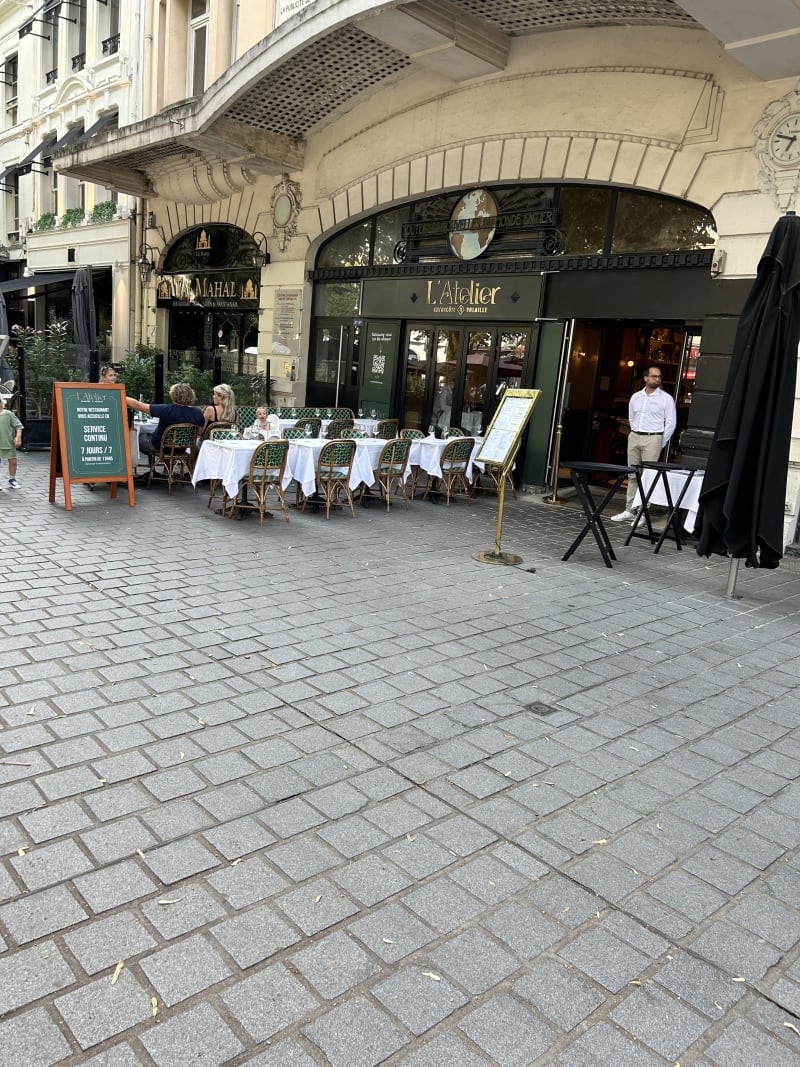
{"left": 559, "top": 322, "right": 696, "bottom": 468}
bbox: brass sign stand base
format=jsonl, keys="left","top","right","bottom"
{"left": 473, "top": 549, "right": 522, "bottom": 566}
{"left": 542, "top": 422, "right": 565, "bottom": 505}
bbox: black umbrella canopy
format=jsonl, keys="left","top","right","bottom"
{"left": 697, "top": 213, "right": 800, "bottom": 568}
{"left": 71, "top": 268, "right": 97, "bottom": 351}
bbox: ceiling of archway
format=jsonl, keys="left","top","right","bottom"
{"left": 55, "top": 0, "right": 800, "bottom": 197}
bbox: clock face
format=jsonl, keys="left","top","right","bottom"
{"left": 769, "top": 114, "right": 800, "bottom": 165}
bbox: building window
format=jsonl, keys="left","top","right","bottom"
{"left": 7, "top": 174, "right": 20, "bottom": 240}
{"left": 52, "top": 173, "right": 59, "bottom": 217}
{"left": 188, "top": 0, "right": 208, "bottom": 96}
{"left": 43, "top": 8, "right": 59, "bottom": 85}
{"left": 4, "top": 55, "right": 18, "bottom": 127}
{"left": 70, "top": 0, "right": 87, "bottom": 70}
{"left": 100, "top": 0, "right": 120, "bottom": 57}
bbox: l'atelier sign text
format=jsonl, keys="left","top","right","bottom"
{"left": 426, "top": 279, "right": 500, "bottom": 314}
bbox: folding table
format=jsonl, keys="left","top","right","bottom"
{"left": 562, "top": 461, "right": 642, "bottom": 568}
{"left": 625, "top": 461, "right": 705, "bottom": 553}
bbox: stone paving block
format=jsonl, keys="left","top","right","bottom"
{"left": 141, "top": 884, "right": 227, "bottom": 939}
{"left": 558, "top": 1021, "right": 664, "bottom": 1067}
{"left": 141, "top": 838, "right": 220, "bottom": 885}
{"left": 81, "top": 818, "right": 158, "bottom": 864}
{"left": 373, "top": 964, "right": 468, "bottom": 1035}
{"left": 458, "top": 992, "right": 557, "bottom": 1066}
{"left": 525, "top": 874, "right": 601, "bottom": 928}
{"left": 241, "top": 1039, "right": 321, "bottom": 1066}
{"left": 507, "top": 781, "right": 572, "bottom": 817}
{"left": 139, "top": 1002, "right": 244, "bottom": 1067}
{"left": 138, "top": 933, "right": 232, "bottom": 1006}
{"left": 382, "top": 834, "right": 459, "bottom": 879}
{"left": 426, "top": 814, "right": 498, "bottom": 856}
{"left": 514, "top": 958, "right": 605, "bottom": 1030}
{"left": 647, "top": 870, "right": 728, "bottom": 922}
{"left": 317, "top": 815, "right": 390, "bottom": 858}
{"left": 92, "top": 751, "right": 156, "bottom": 784}
{"left": 725, "top": 891, "right": 800, "bottom": 950}
{"left": 485, "top": 900, "right": 563, "bottom": 959}
{"left": 0, "top": 940, "right": 76, "bottom": 1014}
{"left": 305, "top": 781, "right": 368, "bottom": 818}
{"left": 268, "top": 836, "right": 342, "bottom": 882}
{"left": 704, "top": 1018, "right": 800, "bottom": 1067}
{"left": 348, "top": 902, "right": 436, "bottom": 963}
{"left": 567, "top": 851, "right": 647, "bottom": 902}
{"left": 249, "top": 765, "right": 312, "bottom": 804}
{"left": 401, "top": 1033, "right": 495, "bottom": 1065}
{"left": 0, "top": 883, "right": 88, "bottom": 943}
{"left": 82, "top": 782, "right": 153, "bottom": 823}
{"left": 11, "top": 837, "right": 94, "bottom": 891}
{"left": 291, "top": 928, "right": 380, "bottom": 998}
{"left": 605, "top": 828, "right": 678, "bottom": 875}
{"left": 330, "top": 853, "right": 412, "bottom": 906}
{"left": 362, "top": 796, "right": 431, "bottom": 836}
{"left": 55, "top": 968, "right": 150, "bottom": 1050}
{"left": 558, "top": 928, "right": 650, "bottom": 993}
{"left": 202, "top": 814, "right": 275, "bottom": 860}
{"left": 36, "top": 766, "right": 106, "bottom": 802}
{"left": 206, "top": 856, "right": 288, "bottom": 908}
{"left": 276, "top": 877, "right": 359, "bottom": 935}
{"left": 74, "top": 860, "right": 159, "bottom": 913}
{"left": 64, "top": 912, "right": 157, "bottom": 975}
{"left": 212, "top": 902, "right": 301, "bottom": 968}
{"left": 690, "top": 921, "right": 782, "bottom": 981}
{"left": 599, "top": 912, "right": 669, "bottom": 957}
{"left": 0, "top": 1006, "right": 73, "bottom": 1067}
{"left": 624, "top": 893, "right": 694, "bottom": 941}
{"left": 403, "top": 877, "right": 486, "bottom": 934}
{"left": 448, "top": 853, "right": 528, "bottom": 904}
{"left": 18, "top": 798, "right": 93, "bottom": 842}
{"left": 430, "top": 928, "right": 519, "bottom": 994}
{"left": 141, "top": 798, "right": 214, "bottom": 841}
{"left": 610, "top": 984, "right": 709, "bottom": 1059}
{"left": 223, "top": 963, "right": 320, "bottom": 1042}
{"left": 303, "top": 995, "right": 408, "bottom": 1067}
{"left": 258, "top": 796, "right": 325, "bottom": 837}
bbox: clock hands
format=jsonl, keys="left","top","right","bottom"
{"left": 776, "top": 133, "right": 798, "bottom": 144}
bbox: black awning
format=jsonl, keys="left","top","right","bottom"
{"left": 74, "top": 111, "right": 118, "bottom": 145}
{"left": 14, "top": 134, "right": 57, "bottom": 176}
{"left": 0, "top": 270, "right": 80, "bottom": 294}
{"left": 52, "top": 123, "right": 85, "bottom": 152}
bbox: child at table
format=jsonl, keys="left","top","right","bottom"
{"left": 252, "top": 407, "right": 270, "bottom": 436}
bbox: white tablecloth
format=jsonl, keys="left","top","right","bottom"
{"left": 275, "top": 417, "right": 378, "bottom": 437}
{"left": 131, "top": 420, "right": 159, "bottom": 467}
{"left": 192, "top": 437, "right": 395, "bottom": 500}
{"left": 634, "top": 468, "right": 705, "bottom": 531}
{"left": 408, "top": 436, "right": 483, "bottom": 482}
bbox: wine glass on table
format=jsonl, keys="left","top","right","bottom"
{"left": 305, "top": 423, "right": 313, "bottom": 439}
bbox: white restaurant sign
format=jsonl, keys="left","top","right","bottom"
{"left": 275, "top": 0, "right": 315, "bottom": 26}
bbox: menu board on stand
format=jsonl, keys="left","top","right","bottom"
{"left": 49, "top": 382, "right": 135, "bottom": 510}
{"left": 474, "top": 388, "right": 541, "bottom": 565}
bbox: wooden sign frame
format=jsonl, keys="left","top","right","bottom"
{"left": 49, "top": 382, "right": 135, "bottom": 510}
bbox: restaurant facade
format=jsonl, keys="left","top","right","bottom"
{"left": 55, "top": 0, "right": 800, "bottom": 536}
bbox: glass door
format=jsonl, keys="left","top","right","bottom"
{"left": 308, "top": 320, "right": 361, "bottom": 412}
{"left": 462, "top": 327, "right": 529, "bottom": 434}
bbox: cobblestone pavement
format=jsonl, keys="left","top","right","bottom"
{"left": 2, "top": 452, "right": 800, "bottom": 1066}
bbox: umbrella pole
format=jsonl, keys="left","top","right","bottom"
{"left": 725, "top": 558, "right": 742, "bottom": 599}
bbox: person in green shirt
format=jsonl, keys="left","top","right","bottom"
{"left": 0, "top": 394, "right": 22, "bottom": 489}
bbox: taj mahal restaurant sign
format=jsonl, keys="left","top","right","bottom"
{"left": 156, "top": 272, "right": 260, "bottom": 310}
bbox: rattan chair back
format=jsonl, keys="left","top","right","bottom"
{"left": 444, "top": 427, "right": 465, "bottom": 437}
{"left": 375, "top": 418, "right": 399, "bottom": 439}
{"left": 148, "top": 422, "right": 200, "bottom": 493}
{"left": 373, "top": 437, "right": 411, "bottom": 511}
{"left": 341, "top": 427, "right": 366, "bottom": 438}
{"left": 422, "top": 436, "right": 474, "bottom": 506}
{"left": 226, "top": 439, "right": 290, "bottom": 524}
{"left": 208, "top": 426, "right": 241, "bottom": 440}
{"left": 283, "top": 427, "right": 306, "bottom": 439}
{"left": 304, "top": 439, "right": 357, "bottom": 519}
{"left": 294, "top": 417, "right": 322, "bottom": 436}
{"left": 401, "top": 428, "right": 425, "bottom": 439}
{"left": 327, "top": 418, "right": 354, "bottom": 438}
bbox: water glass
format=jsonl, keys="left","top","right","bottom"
{"left": 305, "top": 424, "right": 312, "bottom": 438}
{"left": 315, "top": 408, "right": 321, "bottom": 418}
{"left": 358, "top": 408, "right": 364, "bottom": 418}
{"left": 370, "top": 408, "right": 377, "bottom": 419}
{"left": 428, "top": 424, "right": 435, "bottom": 436}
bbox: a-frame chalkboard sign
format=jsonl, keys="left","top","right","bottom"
{"left": 49, "top": 382, "right": 135, "bottom": 510}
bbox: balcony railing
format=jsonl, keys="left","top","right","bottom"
{"left": 45, "top": 68, "right": 58, "bottom": 85}
{"left": 71, "top": 53, "right": 85, "bottom": 71}
{"left": 101, "top": 33, "right": 119, "bottom": 56}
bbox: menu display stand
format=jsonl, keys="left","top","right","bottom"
{"left": 473, "top": 388, "right": 540, "bottom": 566}
{"left": 49, "top": 382, "right": 135, "bottom": 510}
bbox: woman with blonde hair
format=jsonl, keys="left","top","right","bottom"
{"left": 202, "top": 383, "right": 237, "bottom": 432}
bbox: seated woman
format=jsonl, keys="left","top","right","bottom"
{"left": 201, "top": 383, "right": 237, "bottom": 435}
{"left": 126, "top": 382, "right": 205, "bottom": 457}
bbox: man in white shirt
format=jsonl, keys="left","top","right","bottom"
{"left": 611, "top": 366, "right": 676, "bottom": 522}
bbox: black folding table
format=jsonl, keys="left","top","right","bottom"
{"left": 562, "top": 461, "right": 644, "bottom": 568}
{"left": 624, "top": 461, "right": 704, "bottom": 553}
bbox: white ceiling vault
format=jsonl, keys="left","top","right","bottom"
{"left": 56, "top": 0, "right": 800, "bottom": 197}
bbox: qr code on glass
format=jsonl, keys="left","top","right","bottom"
{"left": 372, "top": 354, "right": 386, "bottom": 376}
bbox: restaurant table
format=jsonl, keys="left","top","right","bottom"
{"left": 626, "top": 462, "right": 705, "bottom": 553}
{"left": 131, "top": 419, "right": 159, "bottom": 468}
{"left": 408, "top": 435, "right": 484, "bottom": 483}
{"left": 192, "top": 436, "right": 399, "bottom": 503}
{"left": 562, "top": 461, "right": 642, "bottom": 568}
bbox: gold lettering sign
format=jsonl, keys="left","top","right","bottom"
{"left": 425, "top": 279, "right": 501, "bottom": 314}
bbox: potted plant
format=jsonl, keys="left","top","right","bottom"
{"left": 89, "top": 200, "right": 116, "bottom": 224}
{"left": 60, "top": 207, "right": 86, "bottom": 228}
{"left": 33, "top": 213, "right": 57, "bottom": 232}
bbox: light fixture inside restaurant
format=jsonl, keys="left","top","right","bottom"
{"left": 250, "top": 231, "right": 270, "bottom": 269}
{"left": 137, "top": 243, "right": 155, "bottom": 285}
{"left": 195, "top": 228, "right": 211, "bottom": 265}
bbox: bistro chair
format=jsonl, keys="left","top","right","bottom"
{"left": 205, "top": 426, "right": 242, "bottom": 509}
{"left": 401, "top": 428, "right": 426, "bottom": 497}
{"left": 368, "top": 437, "right": 411, "bottom": 512}
{"left": 294, "top": 417, "right": 322, "bottom": 437}
{"left": 422, "top": 436, "right": 475, "bottom": 506}
{"left": 302, "top": 438, "right": 357, "bottom": 519}
{"left": 283, "top": 427, "right": 306, "bottom": 439}
{"left": 326, "top": 418, "right": 354, "bottom": 438}
{"left": 147, "top": 422, "right": 200, "bottom": 493}
{"left": 226, "top": 439, "right": 290, "bottom": 524}
{"left": 200, "top": 419, "right": 235, "bottom": 443}
{"left": 375, "top": 418, "right": 399, "bottom": 439}
{"left": 342, "top": 427, "right": 366, "bottom": 438}
{"left": 444, "top": 427, "right": 465, "bottom": 438}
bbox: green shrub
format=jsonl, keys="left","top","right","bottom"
{"left": 118, "top": 344, "right": 159, "bottom": 401}
{"left": 60, "top": 207, "right": 86, "bottom": 228}
{"left": 33, "top": 213, "right": 57, "bottom": 232}
{"left": 89, "top": 200, "right": 116, "bottom": 224}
